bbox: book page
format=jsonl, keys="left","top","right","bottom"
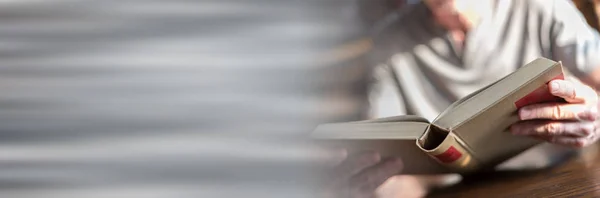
{"left": 311, "top": 121, "right": 428, "bottom": 140}
{"left": 311, "top": 119, "right": 452, "bottom": 174}
{"left": 353, "top": 115, "right": 429, "bottom": 124}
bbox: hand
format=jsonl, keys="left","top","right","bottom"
{"left": 511, "top": 79, "right": 600, "bottom": 147}
{"left": 323, "top": 151, "right": 403, "bottom": 198}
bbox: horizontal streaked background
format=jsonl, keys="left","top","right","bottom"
{"left": 0, "top": 0, "right": 410, "bottom": 197}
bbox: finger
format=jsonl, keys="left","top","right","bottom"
{"left": 313, "top": 148, "right": 348, "bottom": 166}
{"left": 549, "top": 80, "right": 584, "bottom": 103}
{"left": 518, "top": 103, "right": 597, "bottom": 121}
{"left": 333, "top": 151, "right": 381, "bottom": 182}
{"left": 348, "top": 158, "right": 403, "bottom": 196}
{"left": 530, "top": 134, "right": 597, "bottom": 148}
{"left": 511, "top": 120, "right": 595, "bottom": 137}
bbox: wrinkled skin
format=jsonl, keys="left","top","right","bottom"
{"left": 511, "top": 79, "right": 600, "bottom": 147}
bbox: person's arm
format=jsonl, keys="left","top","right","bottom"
{"left": 549, "top": 0, "right": 600, "bottom": 88}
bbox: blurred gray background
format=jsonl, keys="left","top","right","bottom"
{"left": 0, "top": 0, "right": 407, "bottom": 197}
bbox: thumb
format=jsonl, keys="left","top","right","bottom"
{"left": 549, "top": 79, "right": 597, "bottom": 104}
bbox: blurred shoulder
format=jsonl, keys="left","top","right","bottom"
{"left": 518, "top": 0, "right": 578, "bottom": 15}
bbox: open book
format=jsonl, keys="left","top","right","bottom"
{"left": 312, "top": 58, "right": 567, "bottom": 175}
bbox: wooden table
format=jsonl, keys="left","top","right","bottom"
{"left": 429, "top": 143, "right": 600, "bottom": 197}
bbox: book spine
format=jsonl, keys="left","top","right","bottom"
{"left": 419, "top": 133, "right": 480, "bottom": 173}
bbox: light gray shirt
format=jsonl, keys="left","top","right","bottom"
{"left": 368, "top": 0, "right": 600, "bottom": 121}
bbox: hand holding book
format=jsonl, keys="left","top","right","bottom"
{"left": 312, "top": 58, "right": 584, "bottom": 197}
{"left": 511, "top": 79, "right": 600, "bottom": 147}
{"left": 322, "top": 151, "right": 404, "bottom": 198}
{"left": 311, "top": 58, "right": 577, "bottom": 175}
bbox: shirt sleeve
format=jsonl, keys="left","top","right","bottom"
{"left": 367, "top": 63, "right": 406, "bottom": 119}
{"left": 549, "top": 0, "right": 600, "bottom": 77}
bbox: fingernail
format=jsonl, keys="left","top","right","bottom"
{"left": 550, "top": 81, "right": 560, "bottom": 93}
{"left": 390, "top": 157, "right": 403, "bottom": 166}
{"left": 519, "top": 108, "right": 532, "bottom": 120}
{"left": 355, "top": 151, "right": 380, "bottom": 163}
{"left": 387, "top": 158, "right": 404, "bottom": 171}
{"left": 578, "top": 110, "right": 597, "bottom": 121}
{"left": 369, "top": 152, "right": 382, "bottom": 162}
